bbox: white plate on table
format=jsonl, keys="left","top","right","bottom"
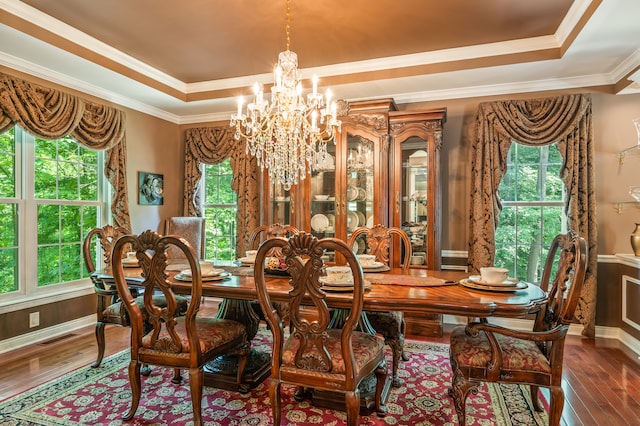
{"left": 174, "top": 271, "right": 230, "bottom": 282}
{"left": 468, "top": 275, "right": 520, "bottom": 287}
{"left": 121, "top": 260, "right": 139, "bottom": 268}
{"left": 179, "top": 268, "right": 226, "bottom": 278}
{"left": 362, "top": 262, "right": 389, "bottom": 272}
{"left": 237, "top": 257, "right": 255, "bottom": 265}
{"left": 460, "top": 278, "right": 527, "bottom": 292}
{"left": 321, "top": 280, "right": 372, "bottom": 292}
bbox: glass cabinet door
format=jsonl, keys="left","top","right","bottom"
{"left": 390, "top": 108, "right": 445, "bottom": 269}
{"left": 270, "top": 182, "right": 292, "bottom": 225}
{"left": 309, "top": 142, "right": 337, "bottom": 239}
{"left": 401, "top": 139, "right": 429, "bottom": 261}
{"left": 345, "top": 135, "right": 374, "bottom": 253}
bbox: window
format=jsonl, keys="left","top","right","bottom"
{"left": 495, "top": 143, "right": 566, "bottom": 282}
{"left": 0, "top": 126, "right": 104, "bottom": 300}
{"left": 203, "top": 159, "right": 237, "bottom": 260}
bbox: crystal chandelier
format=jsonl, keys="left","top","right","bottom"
{"left": 230, "top": 0, "right": 341, "bottom": 190}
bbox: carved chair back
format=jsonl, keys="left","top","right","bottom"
{"left": 348, "top": 224, "right": 412, "bottom": 269}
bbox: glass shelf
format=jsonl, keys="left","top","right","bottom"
{"left": 619, "top": 144, "right": 640, "bottom": 164}
{"left": 616, "top": 201, "right": 640, "bottom": 214}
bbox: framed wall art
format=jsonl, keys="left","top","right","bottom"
{"left": 138, "top": 171, "right": 164, "bottom": 205}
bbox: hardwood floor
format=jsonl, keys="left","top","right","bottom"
{"left": 1, "top": 303, "right": 639, "bottom": 425}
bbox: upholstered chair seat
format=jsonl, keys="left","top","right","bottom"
{"left": 102, "top": 295, "right": 188, "bottom": 327}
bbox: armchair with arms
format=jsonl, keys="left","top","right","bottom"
{"left": 448, "top": 231, "right": 587, "bottom": 426}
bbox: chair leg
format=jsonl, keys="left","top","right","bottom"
{"left": 188, "top": 367, "right": 205, "bottom": 426}
{"left": 123, "top": 360, "right": 141, "bottom": 421}
{"left": 530, "top": 385, "right": 544, "bottom": 412}
{"left": 269, "top": 378, "right": 282, "bottom": 425}
{"left": 171, "top": 368, "right": 182, "bottom": 384}
{"left": 90, "top": 322, "right": 106, "bottom": 368}
{"left": 236, "top": 343, "right": 250, "bottom": 394}
{"left": 448, "top": 368, "right": 477, "bottom": 426}
{"left": 374, "top": 362, "right": 388, "bottom": 417}
{"left": 345, "top": 390, "right": 360, "bottom": 426}
{"left": 548, "top": 386, "right": 565, "bottom": 426}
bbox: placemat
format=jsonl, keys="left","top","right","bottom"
{"left": 364, "top": 274, "right": 456, "bottom": 287}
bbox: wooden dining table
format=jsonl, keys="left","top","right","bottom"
{"left": 96, "top": 262, "right": 547, "bottom": 413}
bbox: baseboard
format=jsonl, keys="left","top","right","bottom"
{"left": 0, "top": 315, "right": 95, "bottom": 355}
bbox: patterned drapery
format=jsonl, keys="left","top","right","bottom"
{"left": 469, "top": 93, "right": 597, "bottom": 337}
{"left": 0, "top": 72, "right": 130, "bottom": 229}
{"left": 184, "top": 126, "right": 260, "bottom": 256}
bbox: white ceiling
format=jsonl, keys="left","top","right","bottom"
{"left": 0, "top": 0, "right": 639, "bottom": 124}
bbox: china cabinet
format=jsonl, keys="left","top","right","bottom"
{"left": 260, "top": 99, "right": 446, "bottom": 271}
{"left": 389, "top": 108, "right": 447, "bottom": 269}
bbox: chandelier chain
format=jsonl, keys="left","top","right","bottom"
{"left": 285, "top": 0, "right": 291, "bottom": 51}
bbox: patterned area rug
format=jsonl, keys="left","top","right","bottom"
{"left": 0, "top": 328, "right": 548, "bottom": 425}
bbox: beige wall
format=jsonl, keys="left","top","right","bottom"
{"left": 124, "top": 108, "right": 182, "bottom": 233}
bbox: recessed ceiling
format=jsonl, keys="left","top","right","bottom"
{"left": 0, "top": 0, "right": 639, "bottom": 123}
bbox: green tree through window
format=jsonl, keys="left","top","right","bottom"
{"left": 495, "top": 143, "right": 566, "bottom": 283}
{"left": 0, "top": 126, "right": 102, "bottom": 296}
{"left": 203, "top": 160, "right": 237, "bottom": 261}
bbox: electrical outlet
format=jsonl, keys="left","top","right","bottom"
{"left": 29, "top": 311, "right": 39, "bottom": 328}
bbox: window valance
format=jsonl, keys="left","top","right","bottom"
{"left": 0, "top": 72, "right": 131, "bottom": 229}
{"left": 469, "top": 93, "right": 597, "bottom": 336}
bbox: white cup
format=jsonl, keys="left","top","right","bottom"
{"left": 410, "top": 255, "right": 424, "bottom": 265}
{"left": 126, "top": 251, "right": 137, "bottom": 261}
{"left": 357, "top": 254, "right": 376, "bottom": 266}
{"left": 325, "top": 266, "right": 353, "bottom": 282}
{"left": 245, "top": 250, "right": 258, "bottom": 260}
{"left": 199, "top": 260, "right": 215, "bottom": 275}
{"left": 480, "top": 267, "right": 509, "bottom": 283}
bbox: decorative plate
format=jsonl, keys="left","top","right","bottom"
{"left": 347, "top": 185, "right": 359, "bottom": 201}
{"left": 355, "top": 211, "right": 366, "bottom": 227}
{"left": 347, "top": 211, "right": 359, "bottom": 232}
{"left": 366, "top": 215, "right": 374, "bottom": 228}
{"left": 237, "top": 257, "right": 255, "bottom": 265}
{"left": 311, "top": 214, "right": 330, "bottom": 232}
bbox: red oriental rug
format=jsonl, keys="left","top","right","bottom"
{"left": 0, "top": 328, "right": 548, "bottom": 425}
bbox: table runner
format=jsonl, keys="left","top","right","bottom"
{"left": 364, "top": 273, "right": 457, "bottom": 287}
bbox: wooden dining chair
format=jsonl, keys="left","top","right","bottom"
{"left": 248, "top": 223, "right": 299, "bottom": 324}
{"left": 163, "top": 216, "right": 206, "bottom": 261}
{"left": 112, "top": 230, "right": 250, "bottom": 426}
{"left": 83, "top": 225, "right": 189, "bottom": 369}
{"left": 348, "top": 224, "right": 412, "bottom": 387}
{"left": 449, "top": 230, "right": 587, "bottom": 426}
{"left": 254, "top": 232, "right": 387, "bottom": 426}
